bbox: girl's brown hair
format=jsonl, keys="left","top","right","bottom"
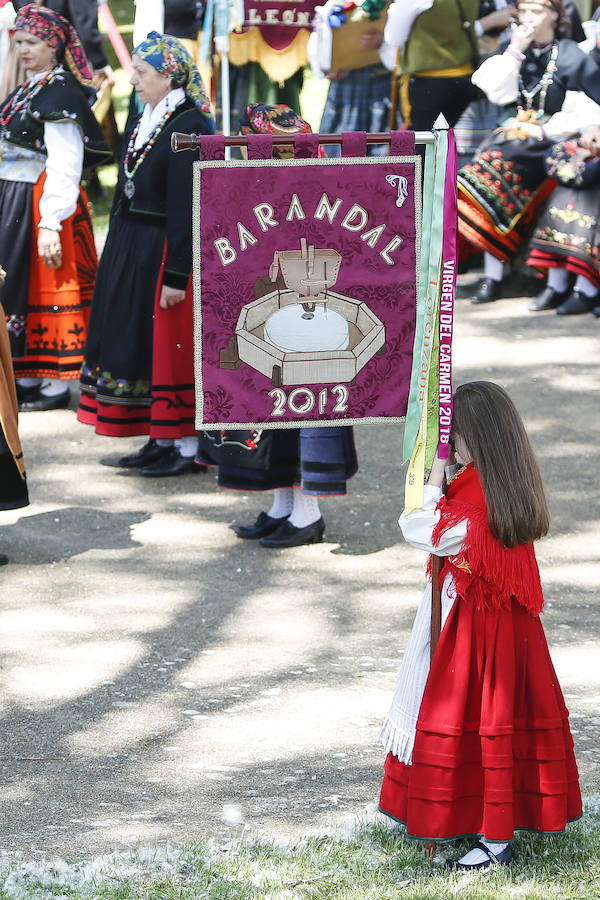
{"left": 452, "top": 381, "right": 550, "bottom": 548}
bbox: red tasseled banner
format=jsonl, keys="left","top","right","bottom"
{"left": 427, "top": 464, "right": 544, "bottom": 616}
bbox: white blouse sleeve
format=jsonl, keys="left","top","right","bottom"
{"left": 471, "top": 50, "right": 520, "bottom": 105}
{"left": 38, "top": 120, "right": 84, "bottom": 231}
{"left": 544, "top": 89, "right": 600, "bottom": 140}
{"left": 383, "top": 0, "right": 435, "bottom": 52}
{"left": 398, "top": 484, "right": 467, "bottom": 556}
{"left": 379, "top": 40, "right": 397, "bottom": 71}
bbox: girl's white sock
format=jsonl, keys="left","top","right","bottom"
{"left": 457, "top": 839, "right": 509, "bottom": 866}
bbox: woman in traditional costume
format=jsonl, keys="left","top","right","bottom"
{"left": 0, "top": 4, "right": 110, "bottom": 410}
{"left": 454, "top": 2, "right": 517, "bottom": 169}
{"left": 525, "top": 121, "right": 600, "bottom": 313}
{"left": 78, "top": 32, "right": 215, "bottom": 477}
{"left": 379, "top": 381, "right": 581, "bottom": 869}
{"left": 196, "top": 104, "right": 358, "bottom": 548}
{"left": 458, "top": 0, "right": 600, "bottom": 304}
{"left": 0, "top": 264, "right": 29, "bottom": 566}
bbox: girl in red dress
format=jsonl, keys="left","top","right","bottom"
{"left": 379, "top": 381, "right": 581, "bottom": 869}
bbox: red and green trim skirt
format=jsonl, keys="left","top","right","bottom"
{"left": 379, "top": 597, "right": 582, "bottom": 842}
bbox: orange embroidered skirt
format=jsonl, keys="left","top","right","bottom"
{"left": 4, "top": 173, "right": 97, "bottom": 379}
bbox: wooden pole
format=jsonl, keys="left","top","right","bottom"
{"left": 430, "top": 554, "right": 443, "bottom": 663}
{"left": 171, "top": 130, "right": 435, "bottom": 152}
{"left": 424, "top": 552, "right": 444, "bottom": 858}
{"left": 389, "top": 48, "right": 400, "bottom": 131}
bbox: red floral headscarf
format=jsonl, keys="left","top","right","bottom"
{"left": 240, "top": 103, "right": 317, "bottom": 159}
{"left": 13, "top": 4, "right": 94, "bottom": 91}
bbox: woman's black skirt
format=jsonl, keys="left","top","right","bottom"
{"left": 0, "top": 179, "right": 33, "bottom": 357}
{"left": 80, "top": 215, "right": 164, "bottom": 406}
{"left": 197, "top": 426, "right": 358, "bottom": 495}
{"left": 0, "top": 424, "right": 28, "bottom": 510}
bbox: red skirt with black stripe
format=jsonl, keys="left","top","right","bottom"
{"left": 379, "top": 596, "right": 581, "bottom": 842}
{"left": 78, "top": 224, "right": 196, "bottom": 439}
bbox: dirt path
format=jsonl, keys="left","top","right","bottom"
{"left": 1, "top": 274, "right": 598, "bottom": 858}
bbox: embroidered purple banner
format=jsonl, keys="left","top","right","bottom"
{"left": 193, "top": 155, "right": 421, "bottom": 428}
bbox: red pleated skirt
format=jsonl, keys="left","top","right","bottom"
{"left": 379, "top": 596, "right": 581, "bottom": 842}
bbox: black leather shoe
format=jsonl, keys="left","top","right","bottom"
{"left": 447, "top": 841, "right": 514, "bottom": 871}
{"left": 556, "top": 290, "right": 597, "bottom": 315}
{"left": 0, "top": 553, "right": 8, "bottom": 566}
{"left": 471, "top": 277, "right": 502, "bottom": 304}
{"left": 17, "top": 384, "right": 70, "bottom": 411}
{"left": 528, "top": 286, "right": 569, "bottom": 311}
{"left": 138, "top": 447, "right": 205, "bottom": 477}
{"left": 593, "top": 306, "right": 600, "bottom": 318}
{"left": 260, "top": 517, "right": 325, "bottom": 548}
{"left": 233, "top": 511, "right": 289, "bottom": 539}
{"left": 115, "top": 439, "right": 170, "bottom": 469}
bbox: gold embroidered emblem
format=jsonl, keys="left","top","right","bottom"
{"left": 450, "top": 554, "right": 472, "bottom": 574}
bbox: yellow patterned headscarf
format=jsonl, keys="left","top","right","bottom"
{"left": 134, "top": 31, "right": 215, "bottom": 128}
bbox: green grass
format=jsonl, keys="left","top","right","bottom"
{"left": 1, "top": 803, "right": 599, "bottom": 899}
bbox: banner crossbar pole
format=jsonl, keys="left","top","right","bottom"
{"left": 172, "top": 131, "right": 435, "bottom": 152}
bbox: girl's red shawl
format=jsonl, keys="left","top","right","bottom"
{"left": 430, "top": 463, "right": 544, "bottom": 616}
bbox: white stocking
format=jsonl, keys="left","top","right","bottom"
{"left": 289, "top": 487, "right": 321, "bottom": 528}
{"left": 175, "top": 436, "right": 197, "bottom": 457}
{"left": 574, "top": 273, "right": 598, "bottom": 297}
{"left": 483, "top": 252, "right": 504, "bottom": 282}
{"left": 39, "top": 379, "right": 70, "bottom": 397}
{"left": 547, "top": 267, "right": 569, "bottom": 291}
{"left": 267, "top": 487, "right": 294, "bottom": 519}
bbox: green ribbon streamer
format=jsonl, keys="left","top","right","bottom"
{"left": 403, "top": 127, "right": 449, "bottom": 464}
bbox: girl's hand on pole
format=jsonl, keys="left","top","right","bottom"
{"left": 427, "top": 451, "right": 447, "bottom": 488}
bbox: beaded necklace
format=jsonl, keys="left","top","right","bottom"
{"left": 518, "top": 41, "right": 559, "bottom": 121}
{"left": 0, "top": 68, "right": 56, "bottom": 135}
{"left": 122, "top": 110, "right": 172, "bottom": 199}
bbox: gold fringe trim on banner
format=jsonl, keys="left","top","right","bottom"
{"left": 227, "top": 28, "right": 310, "bottom": 82}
